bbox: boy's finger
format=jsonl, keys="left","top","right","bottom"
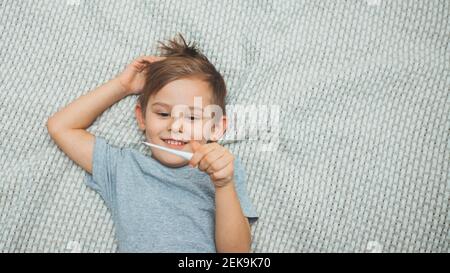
{"left": 190, "top": 140, "right": 202, "bottom": 152}
{"left": 140, "top": 56, "right": 166, "bottom": 63}
{"left": 211, "top": 161, "right": 234, "bottom": 181}
{"left": 205, "top": 152, "right": 233, "bottom": 174}
{"left": 189, "top": 144, "right": 215, "bottom": 167}
{"left": 198, "top": 148, "right": 226, "bottom": 172}
{"left": 135, "top": 62, "right": 147, "bottom": 72}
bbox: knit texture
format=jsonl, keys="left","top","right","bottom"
{"left": 0, "top": 0, "right": 449, "bottom": 252}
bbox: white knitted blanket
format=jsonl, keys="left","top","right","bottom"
{"left": 0, "top": 0, "right": 449, "bottom": 252}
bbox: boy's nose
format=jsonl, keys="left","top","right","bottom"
{"left": 169, "top": 117, "right": 183, "bottom": 133}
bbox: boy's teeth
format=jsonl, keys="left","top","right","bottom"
{"left": 165, "top": 140, "right": 184, "bottom": 146}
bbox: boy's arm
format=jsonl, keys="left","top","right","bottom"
{"left": 46, "top": 78, "right": 129, "bottom": 174}
{"left": 189, "top": 142, "right": 252, "bottom": 252}
{"left": 215, "top": 181, "right": 252, "bottom": 253}
{"left": 47, "top": 55, "right": 165, "bottom": 174}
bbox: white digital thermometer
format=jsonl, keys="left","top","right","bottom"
{"left": 142, "top": 141, "right": 193, "bottom": 161}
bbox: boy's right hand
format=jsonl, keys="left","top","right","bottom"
{"left": 116, "top": 56, "right": 166, "bottom": 95}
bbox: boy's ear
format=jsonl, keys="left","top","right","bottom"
{"left": 135, "top": 104, "right": 146, "bottom": 132}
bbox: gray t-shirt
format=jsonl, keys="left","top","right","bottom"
{"left": 84, "top": 136, "right": 258, "bottom": 253}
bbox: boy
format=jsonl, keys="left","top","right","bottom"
{"left": 47, "top": 34, "right": 258, "bottom": 253}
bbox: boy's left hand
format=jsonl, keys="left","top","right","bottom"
{"left": 116, "top": 55, "right": 166, "bottom": 95}
{"left": 190, "top": 141, "right": 235, "bottom": 188}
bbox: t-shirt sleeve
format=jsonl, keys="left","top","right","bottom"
{"left": 84, "top": 136, "right": 124, "bottom": 210}
{"left": 233, "top": 158, "right": 259, "bottom": 224}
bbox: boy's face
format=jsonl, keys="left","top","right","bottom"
{"left": 135, "top": 77, "right": 226, "bottom": 168}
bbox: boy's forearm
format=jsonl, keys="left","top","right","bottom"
{"left": 48, "top": 78, "right": 128, "bottom": 131}
{"left": 215, "top": 181, "right": 252, "bottom": 253}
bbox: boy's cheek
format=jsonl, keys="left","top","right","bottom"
{"left": 145, "top": 117, "right": 167, "bottom": 133}
{"left": 181, "top": 122, "right": 212, "bottom": 144}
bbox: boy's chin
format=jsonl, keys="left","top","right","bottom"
{"left": 151, "top": 152, "right": 190, "bottom": 168}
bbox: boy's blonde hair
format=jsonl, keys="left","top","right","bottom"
{"left": 138, "top": 33, "right": 227, "bottom": 118}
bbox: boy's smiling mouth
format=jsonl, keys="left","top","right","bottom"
{"left": 161, "top": 138, "right": 189, "bottom": 150}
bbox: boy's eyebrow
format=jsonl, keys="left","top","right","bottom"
{"left": 151, "top": 102, "right": 203, "bottom": 111}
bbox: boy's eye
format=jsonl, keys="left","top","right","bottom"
{"left": 188, "top": 116, "right": 201, "bottom": 121}
{"left": 158, "top": 112, "right": 170, "bottom": 117}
